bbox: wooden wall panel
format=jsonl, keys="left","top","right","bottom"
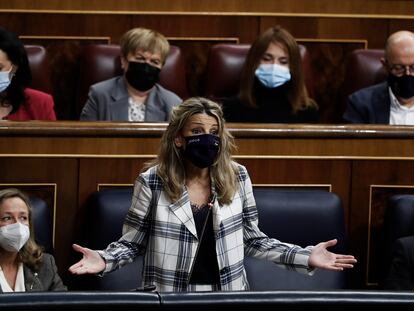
{"left": 77, "top": 158, "right": 151, "bottom": 208}
{"left": 389, "top": 19, "right": 414, "bottom": 33}
{"left": 260, "top": 17, "right": 389, "bottom": 48}
{"left": 131, "top": 15, "right": 259, "bottom": 42}
{"left": 2, "top": 0, "right": 414, "bottom": 15}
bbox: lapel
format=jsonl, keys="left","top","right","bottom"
{"left": 23, "top": 265, "right": 42, "bottom": 292}
{"left": 373, "top": 82, "right": 391, "bottom": 123}
{"left": 168, "top": 180, "right": 222, "bottom": 239}
{"left": 168, "top": 188, "right": 198, "bottom": 238}
{"left": 110, "top": 77, "right": 129, "bottom": 120}
{"left": 209, "top": 181, "right": 222, "bottom": 234}
{"left": 145, "top": 85, "right": 167, "bottom": 121}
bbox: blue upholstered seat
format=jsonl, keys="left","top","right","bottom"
{"left": 30, "top": 196, "right": 54, "bottom": 254}
{"left": 245, "top": 188, "right": 348, "bottom": 290}
{"left": 78, "top": 188, "right": 142, "bottom": 291}
{"left": 380, "top": 194, "right": 414, "bottom": 285}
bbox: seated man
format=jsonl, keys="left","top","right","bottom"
{"left": 80, "top": 27, "right": 182, "bottom": 122}
{"left": 383, "top": 235, "right": 414, "bottom": 290}
{"left": 343, "top": 30, "right": 414, "bottom": 125}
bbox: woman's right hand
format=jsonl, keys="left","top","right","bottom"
{"left": 68, "top": 243, "right": 106, "bottom": 274}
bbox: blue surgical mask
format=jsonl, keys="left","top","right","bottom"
{"left": 255, "top": 63, "right": 291, "bottom": 88}
{"left": 0, "top": 67, "right": 13, "bottom": 93}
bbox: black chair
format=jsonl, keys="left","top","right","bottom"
{"left": 380, "top": 194, "right": 414, "bottom": 285}
{"left": 30, "top": 196, "right": 54, "bottom": 255}
{"left": 79, "top": 187, "right": 348, "bottom": 291}
{"left": 245, "top": 188, "right": 348, "bottom": 290}
{"left": 77, "top": 188, "right": 142, "bottom": 291}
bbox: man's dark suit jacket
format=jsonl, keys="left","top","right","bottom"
{"left": 384, "top": 235, "right": 414, "bottom": 290}
{"left": 343, "top": 82, "right": 391, "bottom": 124}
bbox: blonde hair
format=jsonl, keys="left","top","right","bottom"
{"left": 143, "top": 97, "right": 239, "bottom": 205}
{"left": 0, "top": 188, "right": 43, "bottom": 271}
{"left": 120, "top": 27, "right": 170, "bottom": 64}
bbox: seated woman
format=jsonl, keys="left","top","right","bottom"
{"left": 222, "top": 25, "right": 318, "bottom": 123}
{"left": 80, "top": 27, "right": 182, "bottom": 122}
{"left": 0, "top": 27, "right": 56, "bottom": 121}
{"left": 0, "top": 188, "right": 66, "bottom": 292}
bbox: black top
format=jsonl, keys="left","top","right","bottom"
{"left": 188, "top": 203, "right": 220, "bottom": 285}
{"left": 222, "top": 79, "right": 319, "bottom": 123}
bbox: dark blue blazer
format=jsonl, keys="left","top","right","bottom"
{"left": 343, "top": 82, "right": 390, "bottom": 124}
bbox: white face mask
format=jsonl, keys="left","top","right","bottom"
{"left": 255, "top": 63, "right": 291, "bottom": 88}
{"left": 0, "top": 66, "right": 13, "bottom": 93}
{"left": 0, "top": 222, "right": 30, "bottom": 252}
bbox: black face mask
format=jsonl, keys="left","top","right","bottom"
{"left": 183, "top": 134, "right": 220, "bottom": 168}
{"left": 125, "top": 61, "right": 160, "bottom": 92}
{"left": 388, "top": 74, "right": 414, "bottom": 99}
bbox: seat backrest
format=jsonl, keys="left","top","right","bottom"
{"left": 203, "top": 43, "right": 314, "bottom": 100}
{"left": 245, "top": 188, "right": 348, "bottom": 290}
{"left": 30, "top": 196, "right": 53, "bottom": 254}
{"left": 342, "top": 49, "right": 387, "bottom": 99}
{"left": 380, "top": 194, "right": 414, "bottom": 285}
{"left": 24, "top": 45, "right": 53, "bottom": 94}
{"left": 76, "top": 44, "right": 188, "bottom": 117}
{"left": 78, "top": 188, "right": 142, "bottom": 291}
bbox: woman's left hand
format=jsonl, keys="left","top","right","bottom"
{"left": 308, "top": 239, "right": 357, "bottom": 271}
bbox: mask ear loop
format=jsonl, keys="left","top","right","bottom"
{"left": 9, "top": 65, "right": 16, "bottom": 78}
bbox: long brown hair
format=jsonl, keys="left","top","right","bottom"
{"left": 239, "top": 25, "right": 317, "bottom": 113}
{"left": 143, "top": 97, "right": 239, "bottom": 205}
{"left": 0, "top": 188, "right": 43, "bottom": 271}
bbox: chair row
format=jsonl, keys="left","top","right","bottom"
{"left": 73, "top": 187, "right": 348, "bottom": 291}
{"left": 30, "top": 189, "right": 414, "bottom": 290}
{"left": 26, "top": 44, "right": 387, "bottom": 120}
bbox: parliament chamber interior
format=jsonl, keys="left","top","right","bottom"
{"left": 1, "top": 0, "right": 414, "bottom": 308}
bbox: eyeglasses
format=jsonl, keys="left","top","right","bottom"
{"left": 388, "top": 63, "right": 414, "bottom": 76}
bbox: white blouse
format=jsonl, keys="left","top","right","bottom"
{"left": 0, "top": 263, "right": 25, "bottom": 292}
{"left": 389, "top": 87, "right": 414, "bottom": 125}
{"left": 128, "top": 97, "right": 146, "bottom": 122}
